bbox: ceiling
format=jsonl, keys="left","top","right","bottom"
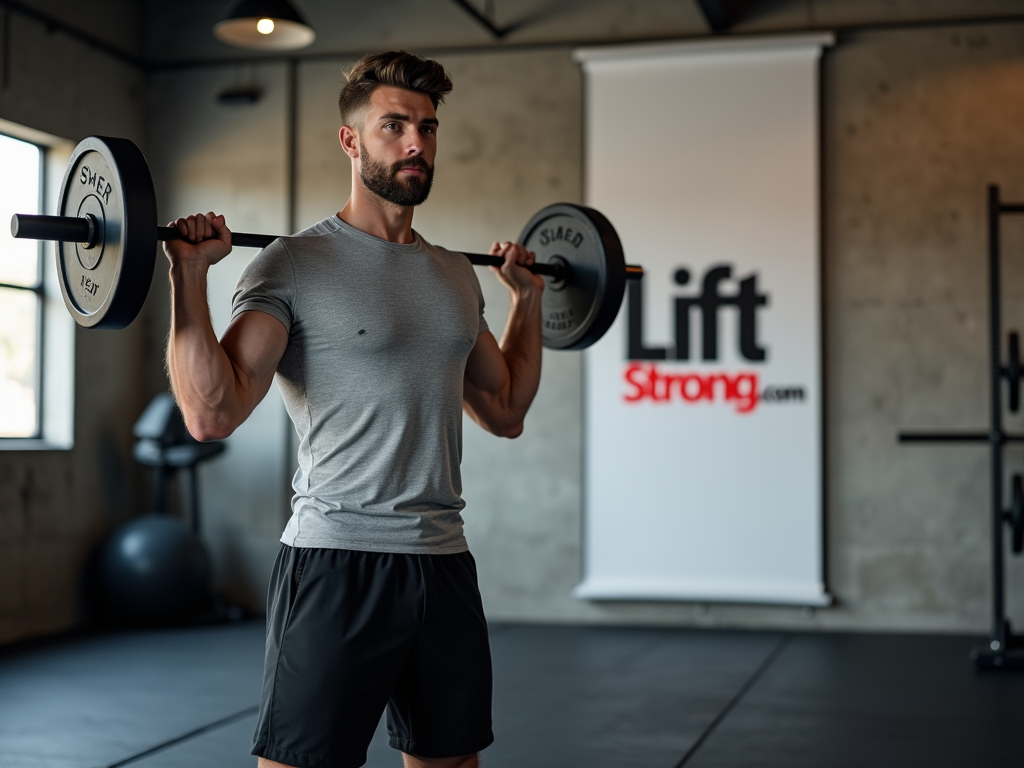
{"left": 144, "top": 0, "right": 709, "bottom": 64}
{"left": 144, "top": 0, "right": 1024, "bottom": 65}
{"left": 6, "top": 0, "right": 1024, "bottom": 70}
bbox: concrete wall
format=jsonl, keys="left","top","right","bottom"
{"left": 145, "top": 63, "right": 294, "bottom": 611}
{"left": 0, "top": 1, "right": 147, "bottom": 644}
{"left": 6, "top": 0, "right": 1024, "bottom": 645}
{"left": 822, "top": 23, "right": 1024, "bottom": 632}
{"left": 141, "top": 23, "right": 1024, "bottom": 634}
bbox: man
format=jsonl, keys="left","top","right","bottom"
{"left": 164, "top": 52, "right": 544, "bottom": 768}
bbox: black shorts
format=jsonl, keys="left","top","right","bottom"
{"left": 251, "top": 545, "right": 494, "bottom": 768}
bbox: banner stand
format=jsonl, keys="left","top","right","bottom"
{"left": 575, "top": 34, "right": 833, "bottom": 608}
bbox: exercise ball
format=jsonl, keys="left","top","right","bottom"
{"left": 98, "top": 515, "right": 211, "bottom": 621}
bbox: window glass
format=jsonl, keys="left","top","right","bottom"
{"left": 0, "top": 286, "right": 39, "bottom": 437}
{"left": 0, "top": 132, "right": 43, "bottom": 439}
{"left": 0, "top": 133, "right": 41, "bottom": 287}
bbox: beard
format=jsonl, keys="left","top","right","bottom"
{"left": 359, "top": 145, "right": 434, "bottom": 207}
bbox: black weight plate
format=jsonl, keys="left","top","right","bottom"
{"left": 56, "top": 136, "right": 156, "bottom": 329}
{"left": 518, "top": 203, "right": 626, "bottom": 350}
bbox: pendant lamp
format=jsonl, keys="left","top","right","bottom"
{"left": 213, "top": 0, "right": 316, "bottom": 51}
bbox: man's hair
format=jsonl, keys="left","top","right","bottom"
{"left": 339, "top": 51, "right": 453, "bottom": 126}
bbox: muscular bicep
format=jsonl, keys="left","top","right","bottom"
{"left": 464, "top": 330, "right": 509, "bottom": 401}
{"left": 464, "top": 330, "right": 523, "bottom": 436}
{"left": 220, "top": 309, "right": 289, "bottom": 418}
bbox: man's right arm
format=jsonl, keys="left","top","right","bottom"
{"left": 165, "top": 212, "right": 288, "bottom": 442}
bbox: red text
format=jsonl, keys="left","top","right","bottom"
{"left": 623, "top": 363, "right": 759, "bottom": 414}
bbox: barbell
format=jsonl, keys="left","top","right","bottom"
{"left": 10, "top": 135, "right": 643, "bottom": 350}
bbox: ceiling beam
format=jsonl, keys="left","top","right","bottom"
{"left": 694, "top": 0, "right": 764, "bottom": 33}
{"left": 448, "top": 0, "right": 510, "bottom": 39}
{"left": 0, "top": 0, "right": 143, "bottom": 68}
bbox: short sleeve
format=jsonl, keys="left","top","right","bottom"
{"left": 231, "top": 239, "right": 295, "bottom": 333}
{"left": 470, "top": 268, "right": 489, "bottom": 336}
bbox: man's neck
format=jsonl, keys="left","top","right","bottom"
{"left": 338, "top": 186, "right": 416, "bottom": 244}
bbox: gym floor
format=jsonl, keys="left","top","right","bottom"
{"left": 1, "top": 621, "right": 1021, "bottom": 768}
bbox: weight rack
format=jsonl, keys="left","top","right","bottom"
{"left": 899, "top": 185, "right": 1024, "bottom": 669}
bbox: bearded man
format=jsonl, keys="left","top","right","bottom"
{"left": 163, "top": 51, "right": 543, "bottom": 768}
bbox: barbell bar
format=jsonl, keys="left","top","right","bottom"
{"left": 12, "top": 212, "right": 646, "bottom": 283}
{"left": 10, "top": 135, "right": 643, "bottom": 350}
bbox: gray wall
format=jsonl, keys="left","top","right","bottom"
{"left": 822, "top": 23, "right": 1024, "bottom": 631}
{"left": 6, "top": 0, "right": 1024, "bottom": 645}
{"left": 140, "top": 21, "right": 1024, "bottom": 633}
{"left": 0, "top": 1, "right": 147, "bottom": 644}
{"left": 146, "top": 63, "right": 294, "bottom": 610}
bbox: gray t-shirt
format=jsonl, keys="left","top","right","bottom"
{"left": 231, "top": 215, "right": 488, "bottom": 554}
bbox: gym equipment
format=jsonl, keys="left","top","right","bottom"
{"left": 10, "top": 135, "right": 644, "bottom": 349}
{"left": 133, "top": 392, "right": 226, "bottom": 533}
{"left": 519, "top": 203, "right": 626, "bottom": 350}
{"left": 1006, "top": 332, "right": 1022, "bottom": 412}
{"left": 898, "top": 185, "right": 1024, "bottom": 669}
{"left": 1010, "top": 475, "right": 1024, "bottom": 555}
{"left": 97, "top": 515, "right": 211, "bottom": 622}
{"left": 45, "top": 136, "right": 157, "bottom": 330}
{"left": 96, "top": 394, "right": 225, "bottom": 622}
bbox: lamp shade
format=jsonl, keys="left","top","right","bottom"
{"left": 213, "top": 0, "right": 316, "bottom": 50}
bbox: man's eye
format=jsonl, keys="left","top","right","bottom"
{"left": 384, "top": 123, "right": 398, "bottom": 130}
{"left": 421, "top": 126, "right": 435, "bottom": 134}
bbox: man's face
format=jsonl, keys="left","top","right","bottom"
{"left": 351, "top": 85, "right": 438, "bottom": 207}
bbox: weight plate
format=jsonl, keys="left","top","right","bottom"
{"left": 56, "top": 136, "right": 156, "bottom": 329}
{"left": 518, "top": 203, "right": 626, "bottom": 350}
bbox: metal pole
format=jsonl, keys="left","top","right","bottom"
{"left": 989, "top": 184, "right": 1007, "bottom": 653}
{"left": 152, "top": 466, "right": 165, "bottom": 515}
{"left": 189, "top": 465, "right": 201, "bottom": 536}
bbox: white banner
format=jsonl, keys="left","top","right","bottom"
{"left": 575, "top": 35, "right": 832, "bottom": 606}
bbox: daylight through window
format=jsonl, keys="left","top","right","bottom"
{"left": 0, "top": 133, "right": 43, "bottom": 438}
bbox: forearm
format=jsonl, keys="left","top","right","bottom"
{"left": 166, "top": 264, "right": 245, "bottom": 440}
{"left": 494, "top": 289, "right": 543, "bottom": 432}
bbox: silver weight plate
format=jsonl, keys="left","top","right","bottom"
{"left": 518, "top": 203, "right": 626, "bottom": 350}
{"left": 57, "top": 136, "right": 157, "bottom": 329}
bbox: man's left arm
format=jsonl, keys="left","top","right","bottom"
{"left": 463, "top": 242, "right": 545, "bottom": 438}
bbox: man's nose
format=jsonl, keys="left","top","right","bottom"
{"left": 403, "top": 134, "right": 423, "bottom": 155}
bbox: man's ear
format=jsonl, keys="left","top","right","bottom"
{"left": 339, "top": 125, "right": 359, "bottom": 159}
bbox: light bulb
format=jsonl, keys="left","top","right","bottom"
{"left": 213, "top": 1, "right": 315, "bottom": 51}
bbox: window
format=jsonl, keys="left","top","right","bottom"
{"left": 0, "top": 133, "right": 43, "bottom": 438}
{"left": 0, "top": 119, "right": 74, "bottom": 450}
